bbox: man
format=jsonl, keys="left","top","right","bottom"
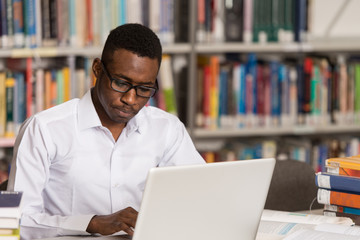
{"left": 7, "top": 23, "right": 205, "bottom": 239}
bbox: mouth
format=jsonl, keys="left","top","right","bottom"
{"left": 114, "top": 107, "right": 133, "bottom": 119}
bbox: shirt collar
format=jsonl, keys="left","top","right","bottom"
{"left": 78, "top": 89, "right": 102, "bottom": 131}
{"left": 78, "top": 89, "right": 147, "bottom": 135}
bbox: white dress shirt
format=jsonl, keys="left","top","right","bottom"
{"left": 7, "top": 90, "right": 205, "bottom": 239}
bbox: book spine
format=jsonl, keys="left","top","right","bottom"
{"left": 203, "top": 65, "right": 211, "bottom": 129}
{"left": 243, "top": 0, "right": 253, "bottom": 43}
{"left": 12, "top": 0, "right": 24, "bottom": 48}
{"left": 209, "top": 56, "right": 219, "bottom": 129}
{"left": 44, "top": 70, "right": 51, "bottom": 109}
{"left": 85, "top": 0, "right": 92, "bottom": 46}
{"left": 35, "top": 68, "right": 44, "bottom": 113}
{"left": 13, "top": 72, "right": 26, "bottom": 134}
{"left": 5, "top": 73, "right": 15, "bottom": 138}
{"left": 318, "top": 188, "right": 360, "bottom": 209}
{"left": 0, "top": 72, "right": 6, "bottom": 137}
{"left": 24, "top": 0, "right": 37, "bottom": 48}
{"left": 159, "top": 54, "right": 177, "bottom": 115}
{"left": 6, "top": 0, "right": 14, "bottom": 48}
{"left": 316, "top": 172, "right": 360, "bottom": 194}
{"left": 238, "top": 64, "right": 246, "bottom": 128}
{"left": 325, "top": 204, "right": 360, "bottom": 215}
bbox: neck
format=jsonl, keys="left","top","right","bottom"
{"left": 91, "top": 88, "right": 126, "bottom": 141}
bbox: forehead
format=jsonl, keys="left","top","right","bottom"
{"left": 108, "top": 49, "right": 159, "bottom": 73}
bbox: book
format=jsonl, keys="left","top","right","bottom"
{"left": 0, "top": 0, "right": 8, "bottom": 48}
{"left": 242, "top": 0, "right": 253, "bottom": 43}
{"left": 0, "top": 191, "right": 23, "bottom": 218}
{"left": 5, "top": 73, "right": 15, "bottom": 138}
{"left": 318, "top": 188, "right": 360, "bottom": 209}
{"left": 326, "top": 156, "right": 360, "bottom": 177}
{"left": 13, "top": 72, "right": 26, "bottom": 135}
{"left": 0, "top": 191, "right": 23, "bottom": 229}
{"left": 25, "top": 57, "right": 34, "bottom": 118}
{"left": 56, "top": 0, "right": 69, "bottom": 47}
{"left": 224, "top": 0, "right": 244, "bottom": 42}
{"left": 315, "top": 172, "right": 360, "bottom": 194}
{"left": 0, "top": 228, "right": 19, "bottom": 240}
{"left": 40, "top": 0, "right": 56, "bottom": 47}
{"left": 23, "top": 0, "right": 37, "bottom": 48}
{"left": 0, "top": 71, "right": 6, "bottom": 137}
{"left": 35, "top": 68, "right": 44, "bottom": 113}
{"left": 326, "top": 204, "right": 359, "bottom": 213}
{"left": 12, "top": 0, "right": 24, "bottom": 48}
{"left": 6, "top": 0, "right": 14, "bottom": 48}
{"left": 158, "top": 54, "right": 177, "bottom": 115}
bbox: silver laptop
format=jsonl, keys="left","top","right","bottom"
{"left": 126, "top": 158, "right": 276, "bottom": 240}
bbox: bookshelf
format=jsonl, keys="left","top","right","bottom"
{"left": 1, "top": 0, "right": 360, "bottom": 172}
{"left": 184, "top": 0, "right": 360, "bottom": 169}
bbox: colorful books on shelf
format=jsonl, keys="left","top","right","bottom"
{"left": 0, "top": 191, "right": 23, "bottom": 240}
{"left": 316, "top": 156, "right": 360, "bottom": 226}
{"left": 195, "top": 53, "right": 360, "bottom": 130}
{"left": 0, "top": 0, "right": 183, "bottom": 49}
{"left": 0, "top": 56, "right": 96, "bottom": 138}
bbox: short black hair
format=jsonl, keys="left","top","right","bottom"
{"left": 101, "top": 23, "right": 162, "bottom": 67}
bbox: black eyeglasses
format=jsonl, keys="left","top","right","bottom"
{"left": 101, "top": 61, "right": 158, "bottom": 98}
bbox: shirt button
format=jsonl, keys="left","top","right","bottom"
{"left": 113, "top": 183, "right": 120, "bottom": 188}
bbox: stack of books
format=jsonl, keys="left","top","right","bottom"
{"left": 0, "top": 191, "right": 23, "bottom": 240}
{"left": 316, "top": 155, "right": 360, "bottom": 225}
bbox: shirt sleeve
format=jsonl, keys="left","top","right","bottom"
{"left": 159, "top": 120, "right": 206, "bottom": 167}
{"left": 7, "top": 117, "right": 94, "bottom": 240}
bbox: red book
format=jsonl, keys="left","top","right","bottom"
{"left": 85, "top": 0, "right": 93, "bottom": 46}
{"left": 303, "top": 57, "right": 313, "bottom": 113}
{"left": 26, "top": 57, "right": 33, "bottom": 118}
{"left": 256, "top": 64, "right": 264, "bottom": 121}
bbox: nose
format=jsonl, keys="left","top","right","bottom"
{"left": 120, "top": 87, "right": 137, "bottom": 105}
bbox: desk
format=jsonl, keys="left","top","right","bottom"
{"left": 37, "top": 209, "right": 357, "bottom": 240}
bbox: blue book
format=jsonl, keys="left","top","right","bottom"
{"left": 12, "top": 0, "right": 24, "bottom": 47}
{"left": 239, "top": 64, "right": 246, "bottom": 116}
{"left": 24, "top": 0, "right": 37, "bottom": 48}
{"left": 270, "top": 61, "right": 280, "bottom": 125}
{"left": 218, "top": 67, "right": 228, "bottom": 127}
{"left": 0, "top": 191, "right": 23, "bottom": 220}
{"left": 119, "top": 0, "right": 127, "bottom": 25}
{"left": 246, "top": 53, "right": 257, "bottom": 115}
{"left": 316, "top": 172, "right": 360, "bottom": 194}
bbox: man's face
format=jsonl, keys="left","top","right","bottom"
{"left": 94, "top": 49, "right": 159, "bottom": 124}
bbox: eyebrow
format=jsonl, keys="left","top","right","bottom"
{"left": 112, "top": 73, "right": 155, "bottom": 86}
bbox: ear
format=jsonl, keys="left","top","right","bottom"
{"left": 92, "top": 58, "right": 102, "bottom": 79}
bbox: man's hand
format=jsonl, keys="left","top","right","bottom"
{"left": 86, "top": 207, "right": 138, "bottom": 236}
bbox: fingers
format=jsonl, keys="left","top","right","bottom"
{"left": 118, "top": 207, "right": 138, "bottom": 229}
{"left": 86, "top": 207, "right": 139, "bottom": 236}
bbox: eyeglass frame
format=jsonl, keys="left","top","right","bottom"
{"left": 100, "top": 60, "right": 158, "bottom": 98}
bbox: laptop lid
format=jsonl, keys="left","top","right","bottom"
{"left": 132, "top": 158, "right": 276, "bottom": 240}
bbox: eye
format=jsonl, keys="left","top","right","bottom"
{"left": 137, "top": 86, "right": 152, "bottom": 94}
{"left": 113, "top": 79, "right": 130, "bottom": 89}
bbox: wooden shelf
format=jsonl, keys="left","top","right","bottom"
{"left": 195, "top": 42, "right": 301, "bottom": 53}
{"left": 193, "top": 125, "right": 360, "bottom": 138}
{"left": 0, "top": 43, "right": 192, "bottom": 58}
{"left": 194, "top": 40, "right": 360, "bottom": 54}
